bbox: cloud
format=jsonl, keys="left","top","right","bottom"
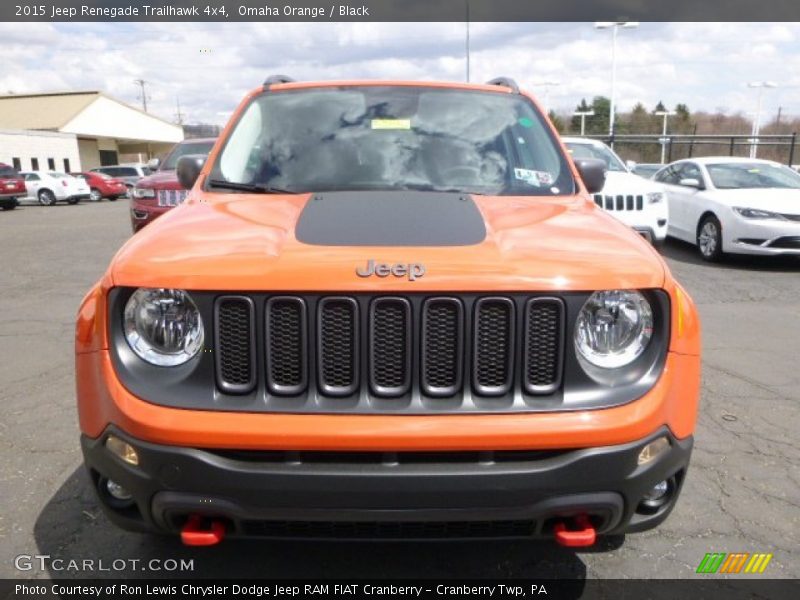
{"left": 1, "top": 22, "right": 799, "bottom": 124}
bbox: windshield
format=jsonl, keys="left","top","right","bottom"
{"left": 0, "top": 165, "right": 18, "bottom": 177}
{"left": 706, "top": 163, "right": 800, "bottom": 190}
{"left": 162, "top": 141, "right": 215, "bottom": 170}
{"left": 210, "top": 86, "right": 575, "bottom": 196}
{"left": 564, "top": 142, "right": 627, "bottom": 172}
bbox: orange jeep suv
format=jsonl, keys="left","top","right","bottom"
{"left": 76, "top": 77, "right": 701, "bottom": 547}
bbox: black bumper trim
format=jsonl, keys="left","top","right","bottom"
{"left": 81, "top": 426, "right": 692, "bottom": 540}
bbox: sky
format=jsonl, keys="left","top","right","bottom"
{"left": 1, "top": 21, "right": 799, "bottom": 127}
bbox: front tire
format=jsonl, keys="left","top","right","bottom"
{"left": 38, "top": 189, "right": 57, "bottom": 206}
{"left": 90, "top": 188, "right": 102, "bottom": 202}
{"left": 697, "top": 215, "right": 724, "bottom": 262}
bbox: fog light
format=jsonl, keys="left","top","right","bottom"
{"left": 106, "top": 479, "right": 132, "bottom": 501}
{"left": 105, "top": 435, "right": 139, "bottom": 466}
{"left": 638, "top": 436, "right": 669, "bottom": 465}
{"left": 643, "top": 479, "right": 669, "bottom": 502}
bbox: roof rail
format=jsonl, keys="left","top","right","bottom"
{"left": 263, "top": 75, "right": 295, "bottom": 90}
{"left": 486, "top": 77, "right": 520, "bottom": 94}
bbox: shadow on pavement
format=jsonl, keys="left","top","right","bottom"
{"left": 32, "top": 467, "right": 617, "bottom": 585}
{"left": 661, "top": 237, "right": 800, "bottom": 272}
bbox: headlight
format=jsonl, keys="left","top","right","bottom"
{"left": 133, "top": 186, "right": 155, "bottom": 199}
{"left": 123, "top": 288, "right": 204, "bottom": 366}
{"left": 575, "top": 290, "right": 653, "bottom": 369}
{"left": 733, "top": 207, "right": 783, "bottom": 220}
{"left": 646, "top": 191, "right": 664, "bottom": 204}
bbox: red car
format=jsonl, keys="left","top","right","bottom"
{"left": 71, "top": 172, "right": 128, "bottom": 202}
{"left": 130, "top": 138, "right": 216, "bottom": 232}
{"left": 0, "top": 163, "right": 26, "bottom": 211}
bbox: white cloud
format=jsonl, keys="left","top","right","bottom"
{"left": 2, "top": 22, "right": 799, "bottom": 124}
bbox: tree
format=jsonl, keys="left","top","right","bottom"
{"left": 570, "top": 98, "right": 593, "bottom": 134}
{"left": 548, "top": 110, "right": 566, "bottom": 133}
{"left": 653, "top": 100, "right": 667, "bottom": 113}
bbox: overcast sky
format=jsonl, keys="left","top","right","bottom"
{"left": 2, "top": 22, "right": 799, "bottom": 126}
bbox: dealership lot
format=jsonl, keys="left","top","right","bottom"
{"left": 0, "top": 201, "right": 798, "bottom": 579}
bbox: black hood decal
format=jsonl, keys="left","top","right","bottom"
{"left": 295, "top": 191, "right": 487, "bottom": 246}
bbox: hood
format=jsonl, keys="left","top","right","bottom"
{"left": 135, "top": 169, "right": 181, "bottom": 190}
{"left": 601, "top": 171, "right": 662, "bottom": 194}
{"left": 709, "top": 187, "right": 800, "bottom": 214}
{"left": 110, "top": 192, "right": 665, "bottom": 292}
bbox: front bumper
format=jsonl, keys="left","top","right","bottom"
{"left": 82, "top": 426, "right": 692, "bottom": 540}
{"left": 727, "top": 216, "right": 800, "bottom": 255}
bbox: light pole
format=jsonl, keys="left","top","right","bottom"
{"left": 594, "top": 21, "right": 639, "bottom": 144}
{"left": 748, "top": 81, "right": 777, "bottom": 158}
{"left": 654, "top": 110, "right": 676, "bottom": 164}
{"left": 532, "top": 80, "right": 561, "bottom": 112}
{"left": 573, "top": 109, "right": 595, "bottom": 136}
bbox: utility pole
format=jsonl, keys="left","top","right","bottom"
{"left": 174, "top": 97, "right": 185, "bottom": 125}
{"left": 594, "top": 22, "right": 639, "bottom": 145}
{"left": 573, "top": 110, "right": 595, "bottom": 136}
{"left": 748, "top": 81, "right": 777, "bottom": 159}
{"left": 134, "top": 79, "right": 149, "bottom": 112}
{"left": 655, "top": 110, "right": 676, "bottom": 164}
{"left": 465, "top": 0, "right": 470, "bottom": 82}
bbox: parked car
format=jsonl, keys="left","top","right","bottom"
{"left": 90, "top": 164, "right": 152, "bottom": 194}
{"left": 563, "top": 137, "right": 669, "bottom": 246}
{"left": 71, "top": 171, "right": 128, "bottom": 202}
{"left": 0, "top": 163, "right": 26, "bottom": 211}
{"left": 130, "top": 138, "right": 216, "bottom": 232}
{"left": 77, "top": 76, "right": 701, "bottom": 547}
{"left": 655, "top": 157, "right": 800, "bottom": 261}
{"left": 631, "top": 163, "right": 663, "bottom": 179}
{"left": 21, "top": 171, "right": 91, "bottom": 205}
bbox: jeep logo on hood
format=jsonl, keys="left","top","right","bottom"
{"left": 356, "top": 260, "right": 425, "bottom": 281}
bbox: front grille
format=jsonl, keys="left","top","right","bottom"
{"left": 156, "top": 189, "right": 188, "bottom": 207}
{"left": 212, "top": 294, "right": 567, "bottom": 410}
{"left": 594, "top": 193, "right": 644, "bottom": 211}
{"left": 241, "top": 519, "right": 536, "bottom": 539}
{"left": 214, "top": 297, "right": 256, "bottom": 394}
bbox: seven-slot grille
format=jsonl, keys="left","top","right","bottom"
{"left": 593, "top": 193, "right": 644, "bottom": 211}
{"left": 213, "top": 295, "right": 565, "bottom": 404}
{"left": 157, "top": 189, "right": 188, "bottom": 207}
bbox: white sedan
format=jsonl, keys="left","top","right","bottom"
{"left": 655, "top": 157, "right": 800, "bottom": 261}
{"left": 21, "top": 171, "right": 91, "bottom": 206}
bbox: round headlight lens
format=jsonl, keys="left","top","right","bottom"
{"left": 575, "top": 290, "right": 653, "bottom": 369}
{"left": 123, "top": 288, "right": 204, "bottom": 366}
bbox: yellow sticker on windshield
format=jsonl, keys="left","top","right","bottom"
{"left": 371, "top": 119, "right": 411, "bottom": 130}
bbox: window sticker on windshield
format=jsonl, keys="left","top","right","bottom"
{"left": 371, "top": 119, "right": 411, "bottom": 130}
{"left": 514, "top": 168, "right": 554, "bottom": 186}
{"left": 518, "top": 117, "right": 534, "bottom": 128}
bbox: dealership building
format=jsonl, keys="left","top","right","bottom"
{"left": 0, "top": 90, "right": 183, "bottom": 172}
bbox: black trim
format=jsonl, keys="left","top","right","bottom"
{"left": 420, "top": 297, "right": 465, "bottom": 398}
{"left": 472, "top": 297, "right": 516, "bottom": 397}
{"left": 317, "top": 296, "right": 360, "bottom": 397}
{"left": 81, "top": 426, "right": 692, "bottom": 539}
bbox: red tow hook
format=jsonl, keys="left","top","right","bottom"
{"left": 553, "top": 514, "right": 596, "bottom": 548}
{"left": 180, "top": 515, "right": 226, "bottom": 547}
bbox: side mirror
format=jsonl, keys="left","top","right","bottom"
{"left": 147, "top": 157, "right": 161, "bottom": 171}
{"left": 573, "top": 158, "right": 607, "bottom": 194}
{"left": 679, "top": 177, "right": 703, "bottom": 189}
{"left": 176, "top": 155, "right": 206, "bottom": 190}
{"left": 626, "top": 159, "right": 637, "bottom": 171}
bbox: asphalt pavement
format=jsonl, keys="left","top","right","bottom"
{"left": 0, "top": 200, "right": 798, "bottom": 580}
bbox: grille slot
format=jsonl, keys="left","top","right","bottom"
{"left": 369, "top": 298, "right": 411, "bottom": 397}
{"left": 265, "top": 297, "right": 307, "bottom": 395}
{"left": 473, "top": 297, "right": 515, "bottom": 396}
{"left": 214, "top": 297, "right": 256, "bottom": 394}
{"left": 421, "top": 298, "right": 464, "bottom": 397}
{"left": 523, "top": 298, "right": 565, "bottom": 395}
{"left": 317, "top": 297, "right": 359, "bottom": 396}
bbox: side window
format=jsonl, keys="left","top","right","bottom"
{"left": 26, "top": 173, "right": 41, "bottom": 181}
{"left": 656, "top": 166, "right": 680, "bottom": 185}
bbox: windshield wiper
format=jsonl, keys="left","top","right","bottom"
{"left": 206, "top": 179, "right": 295, "bottom": 194}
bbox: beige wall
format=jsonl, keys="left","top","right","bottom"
{"left": 0, "top": 129, "right": 81, "bottom": 171}
{"left": 77, "top": 138, "right": 100, "bottom": 170}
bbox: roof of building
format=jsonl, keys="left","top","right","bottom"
{"left": 0, "top": 90, "right": 177, "bottom": 132}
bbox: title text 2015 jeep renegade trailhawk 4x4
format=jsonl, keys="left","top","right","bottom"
{"left": 76, "top": 77, "right": 701, "bottom": 547}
